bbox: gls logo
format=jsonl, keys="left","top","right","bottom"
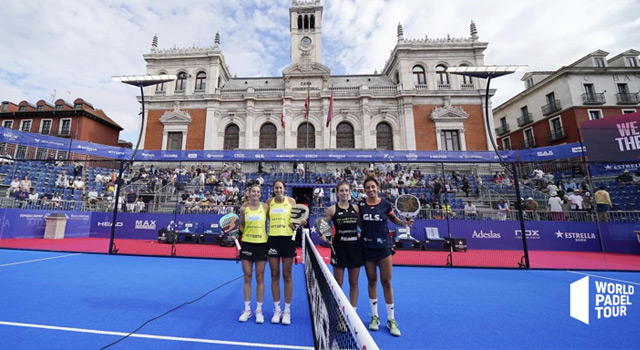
{"left": 362, "top": 213, "right": 383, "bottom": 221}
{"left": 571, "top": 276, "right": 635, "bottom": 325}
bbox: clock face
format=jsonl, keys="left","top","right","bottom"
{"left": 301, "top": 36, "right": 312, "bottom": 47}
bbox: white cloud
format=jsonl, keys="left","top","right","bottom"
{"left": 1, "top": 0, "right": 639, "bottom": 143}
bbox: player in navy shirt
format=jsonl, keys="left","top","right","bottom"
{"left": 359, "top": 175, "right": 412, "bottom": 337}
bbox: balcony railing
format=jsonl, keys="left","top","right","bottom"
{"left": 616, "top": 93, "right": 640, "bottom": 105}
{"left": 194, "top": 89, "right": 205, "bottom": 94}
{"left": 437, "top": 83, "right": 451, "bottom": 90}
{"left": 495, "top": 125, "right": 510, "bottom": 136}
{"left": 516, "top": 113, "right": 534, "bottom": 127}
{"left": 414, "top": 84, "right": 428, "bottom": 90}
{"left": 546, "top": 127, "right": 567, "bottom": 142}
{"left": 460, "top": 83, "right": 475, "bottom": 90}
{"left": 174, "top": 90, "right": 186, "bottom": 95}
{"left": 581, "top": 92, "right": 606, "bottom": 105}
{"left": 541, "top": 99, "right": 562, "bottom": 116}
{"left": 520, "top": 137, "right": 537, "bottom": 149}
{"left": 154, "top": 90, "right": 166, "bottom": 96}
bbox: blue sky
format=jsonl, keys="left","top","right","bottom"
{"left": 1, "top": 0, "right": 639, "bottom": 142}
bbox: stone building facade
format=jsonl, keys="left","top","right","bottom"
{"left": 139, "top": 0, "right": 496, "bottom": 152}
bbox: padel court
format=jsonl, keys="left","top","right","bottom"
{"left": 1, "top": 248, "right": 638, "bottom": 349}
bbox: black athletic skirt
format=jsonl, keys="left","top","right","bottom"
{"left": 267, "top": 236, "right": 297, "bottom": 258}
{"left": 332, "top": 241, "right": 364, "bottom": 268}
{"left": 240, "top": 242, "right": 268, "bottom": 261}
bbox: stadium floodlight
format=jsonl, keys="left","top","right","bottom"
{"left": 108, "top": 74, "right": 176, "bottom": 255}
{"left": 448, "top": 65, "right": 531, "bottom": 269}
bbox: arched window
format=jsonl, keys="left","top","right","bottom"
{"left": 259, "top": 123, "right": 277, "bottom": 149}
{"left": 297, "top": 122, "right": 315, "bottom": 149}
{"left": 376, "top": 122, "right": 393, "bottom": 150}
{"left": 304, "top": 15, "right": 309, "bottom": 29}
{"left": 195, "top": 71, "right": 206, "bottom": 91}
{"left": 297, "top": 15, "right": 302, "bottom": 30}
{"left": 336, "top": 122, "right": 355, "bottom": 149}
{"left": 156, "top": 72, "right": 167, "bottom": 92}
{"left": 436, "top": 65, "right": 449, "bottom": 86}
{"left": 459, "top": 65, "right": 473, "bottom": 85}
{"left": 223, "top": 124, "right": 239, "bottom": 150}
{"left": 412, "top": 66, "right": 426, "bottom": 85}
{"left": 310, "top": 15, "right": 315, "bottom": 29}
{"left": 175, "top": 72, "right": 187, "bottom": 92}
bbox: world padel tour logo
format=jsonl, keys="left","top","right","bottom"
{"left": 570, "top": 276, "right": 635, "bottom": 325}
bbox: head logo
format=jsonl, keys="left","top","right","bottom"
{"left": 570, "top": 276, "right": 635, "bottom": 325}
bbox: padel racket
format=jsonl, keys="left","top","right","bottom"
{"left": 290, "top": 204, "right": 310, "bottom": 241}
{"left": 219, "top": 213, "right": 241, "bottom": 250}
{"left": 314, "top": 217, "right": 336, "bottom": 258}
{"left": 395, "top": 194, "right": 420, "bottom": 238}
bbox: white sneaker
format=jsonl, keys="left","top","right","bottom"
{"left": 282, "top": 311, "right": 291, "bottom": 325}
{"left": 271, "top": 309, "right": 282, "bottom": 324}
{"left": 238, "top": 309, "right": 252, "bottom": 322}
{"left": 255, "top": 310, "right": 264, "bottom": 324}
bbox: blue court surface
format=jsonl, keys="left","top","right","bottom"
{"left": 1, "top": 249, "right": 638, "bottom": 350}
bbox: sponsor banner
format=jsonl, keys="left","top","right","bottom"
{"left": 599, "top": 222, "right": 640, "bottom": 254}
{"left": 581, "top": 111, "right": 640, "bottom": 162}
{"left": 517, "top": 142, "right": 585, "bottom": 162}
{"left": 588, "top": 162, "right": 640, "bottom": 176}
{"left": 391, "top": 219, "right": 601, "bottom": 252}
{"left": 91, "top": 212, "right": 225, "bottom": 239}
{"left": 0, "top": 209, "right": 91, "bottom": 238}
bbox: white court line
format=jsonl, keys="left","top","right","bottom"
{"left": 0, "top": 321, "right": 315, "bottom": 350}
{"left": 0, "top": 253, "right": 80, "bottom": 267}
{"left": 566, "top": 270, "right": 640, "bottom": 286}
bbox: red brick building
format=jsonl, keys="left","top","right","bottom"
{"left": 0, "top": 97, "right": 123, "bottom": 158}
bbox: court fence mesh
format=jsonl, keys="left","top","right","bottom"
{"left": 303, "top": 230, "right": 379, "bottom": 350}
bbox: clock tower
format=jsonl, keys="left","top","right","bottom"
{"left": 290, "top": 0, "right": 322, "bottom": 66}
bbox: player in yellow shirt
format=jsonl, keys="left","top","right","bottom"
{"left": 266, "top": 180, "right": 305, "bottom": 325}
{"left": 237, "top": 184, "right": 269, "bottom": 324}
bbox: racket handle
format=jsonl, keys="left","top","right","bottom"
{"left": 291, "top": 225, "right": 298, "bottom": 241}
{"left": 233, "top": 237, "right": 241, "bottom": 250}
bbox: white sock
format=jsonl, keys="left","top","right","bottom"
{"left": 370, "top": 299, "right": 378, "bottom": 316}
{"left": 386, "top": 303, "right": 395, "bottom": 320}
{"left": 284, "top": 303, "right": 291, "bottom": 313}
{"left": 256, "top": 302, "right": 263, "bottom": 312}
{"left": 244, "top": 301, "right": 251, "bottom": 311}
{"left": 274, "top": 300, "right": 281, "bottom": 312}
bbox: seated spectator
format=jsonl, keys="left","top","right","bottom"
{"left": 28, "top": 188, "right": 39, "bottom": 205}
{"left": 87, "top": 187, "right": 99, "bottom": 205}
{"left": 432, "top": 203, "right": 444, "bottom": 220}
{"left": 19, "top": 175, "right": 32, "bottom": 192}
{"left": 617, "top": 170, "right": 633, "bottom": 184}
{"left": 464, "top": 200, "right": 477, "bottom": 218}
{"left": 633, "top": 171, "right": 640, "bottom": 185}
{"left": 126, "top": 188, "right": 138, "bottom": 212}
{"left": 73, "top": 176, "right": 85, "bottom": 194}
{"left": 442, "top": 200, "right": 454, "bottom": 217}
{"left": 51, "top": 192, "right": 62, "bottom": 208}
{"left": 55, "top": 171, "right": 68, "bottom": 188}
{"left": 8, "top": 176, "right": 20, "bottom": 197}
{"left": 15, "top": 188, "right": 29, "bottom": 207}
